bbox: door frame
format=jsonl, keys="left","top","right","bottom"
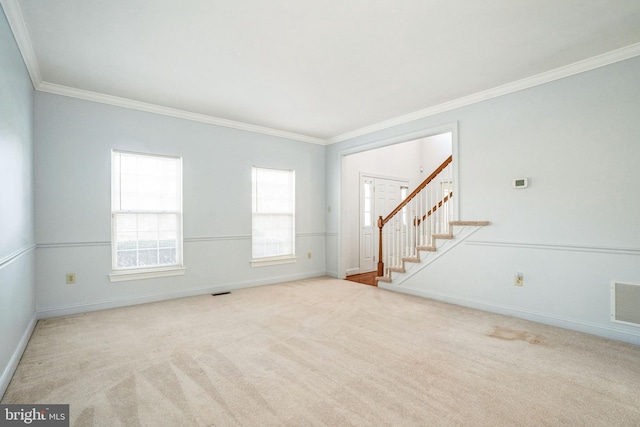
{"left": 359, "top": 173, "right": 409, "bottom": 274}
{"left": 338, "top": 122, "right": 459, "bottom": 279}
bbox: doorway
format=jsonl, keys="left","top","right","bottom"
{"left": 359, "top": 175, "right": 408, "bottom": 273}
{"left": 340, "top": 129, "right": 455, "bottom": 279}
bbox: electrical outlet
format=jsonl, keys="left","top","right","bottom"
{"left": 514, "top": 272, "right": 524, "bottom": 286}
{"left": 66, "top": 273, "right": 76, "bottom": 284}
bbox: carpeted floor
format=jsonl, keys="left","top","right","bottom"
{"left": 3, "top": 277, "right": 640, "bottom": 426}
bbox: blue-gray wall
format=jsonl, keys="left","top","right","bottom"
{"left": 326, "top": 56, "right": 640, "bottom": 344}
{"left": 34, "top": 92, "right": 326, "bottom": 317}
{"left": 0, "top": 7, "right": 36, "bottom": 397}
{"left": 3, "top": 5, "right": 640, "bottom": 401}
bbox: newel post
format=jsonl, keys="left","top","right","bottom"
{"left": 377, "top": 216, "right": 384, "bottom": 276}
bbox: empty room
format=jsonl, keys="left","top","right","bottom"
{"left": 1, "top": 1, "right": 640, "bottom": 425}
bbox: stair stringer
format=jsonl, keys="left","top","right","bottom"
{"left": 379, "top": 225, "right": 486, "bottom": 287}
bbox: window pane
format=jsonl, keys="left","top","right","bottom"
{"left": 138, "top": 249, "right": 159, "bottom": 266}
{"left": 253, "top": 168, "right": 294, "bottom": 214}
{"left": 252, "top": 167, "right": 295, "bottom": 259}
{"left": 364, "top": 182, "right": 372, "bottom": 227}
{"left": 117, "top": 250, "right": 137, "bottom": 268}
{"left": 113, "top": 212, "right": 179, "bottom": 268}
{"left": 159, "top": 248, "right": 177, "bottom": 264}
{"left": 112, "top": 149, "right": 182, "bottom": 271}
{"left": 113, "top": 151, "right": 180, "bottom": 212}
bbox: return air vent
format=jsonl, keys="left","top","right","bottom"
{"left": 611, "top": 282, "right": 640, "bottom": 326}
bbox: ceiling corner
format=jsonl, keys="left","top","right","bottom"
{"left": 1, "top": 0, "right": 42, "bottom": 88}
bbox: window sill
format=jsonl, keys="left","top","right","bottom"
{"left": 251, "top": 255, "right": 297, "bottom": 267}
{"left": 109, "top": 266, "right": 186, "bottom": 283}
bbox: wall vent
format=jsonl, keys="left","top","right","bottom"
{"left": 611, "top": 281, "right": 640, "bottom": 326}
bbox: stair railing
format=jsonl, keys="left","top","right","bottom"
{"left": 377, "top": 155, "right": 453, "bottom": 277}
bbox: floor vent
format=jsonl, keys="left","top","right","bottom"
{"left": 611, "top": 282, "right": 640, "bottom": 326}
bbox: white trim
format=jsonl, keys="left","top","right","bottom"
{"left": 0, "top": 244, "right": 36, "bottom": 271}
{"left": 251, "top": 166, "right": 296, "bottom": 262}
{"left": 450, "top": 124, "right": 460, "bottom": 221}
{"left": 4, "top": 0, "right": 640, "bottom": 146}
{"left": 327, "top": 42, "right": 640, "bottom": 144}
{"left": 325, "top": 269, "right": 339, "bottom": 278}
{"left": 337, "top": 123, "right": 459, "bottom": 279}
{"left": 251, "top": 255, "right": 297, "bottom": 267}
{"left": 358, "top": 173, "right": 410, "bottom": 274}
{"left": 111, "top": 150, "right": 184, "bottom": 272}
{"left": 359, "top": 171, "right": 410, "bottom": 184}
{"left": 378, "top": 283, "right": 640, "bottom": 346}
{"left": 185, "top": 235, "right": 250, "bottom": 243}
{"left": 295, "top": 232, "right": 326, "bottom": 238}
{"left": 0, "top": 0, "right": 41, "bottom": 88}
{"left": 109, "top": 266, "right": 186, "bottom": 283}
{"left": 465, "top": 240, "right": 640, "bottom": 256}
{"left": 39, "top": 39, "right": 640, "bottom": 146}
{"left": 37, "top": 241, "right": 111, "bottom": 249}
{"left": 39, "top": 271, "right": 326, "bottom": 319}
{"left": 37, "top": 82, "right": 326, "bottom": 145}
{"left": 0, "top": 312, "right": 37, "bottom": 398}
{"left": 337, "top": 124, "right": 458, "bottom": 157}
{"left": 35, "top": 233, "right": 325, "bottom": 248}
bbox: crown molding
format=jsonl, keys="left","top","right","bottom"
{"left": 4, "top": 0, "right": 639, "bottom": 147}
{"left": 327, "top": 42, "right": 640, "bottom": 144}
{"left": 1, "top": 0, "right": 41, "bottom": 88}
{"left": 36, "top": 82, "right": 327, "bottom": 145}
{"left": 2, "top": 0, "right": 326, "bottom": 144}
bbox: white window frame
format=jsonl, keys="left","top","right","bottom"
{"left": 251, "top": 166, "right": 296, "bottom": 267}
{"left": 109, "top": 150, "right": 185, "bottom": 282}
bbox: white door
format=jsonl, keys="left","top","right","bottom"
{"left": 360, "top": 176, "right": 408, "bottom": 273}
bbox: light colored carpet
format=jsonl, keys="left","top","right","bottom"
{"left": 3, "top": 277, "right": 640, "bottom": 426}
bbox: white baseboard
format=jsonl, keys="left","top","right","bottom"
{"left": 324, "top": 270, "right": 339, "bottom": 278}
{"left": 379, "top": 283, "right": 640, "bottom": 346}
{"left": 1, "top": 312, "right": 37, "bottom": 399}
{"left": 37, "top": 271, "right": 327, "bottom": 319}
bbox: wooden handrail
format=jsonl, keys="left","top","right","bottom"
{"left": 379, "top": 155, "right": 452, "bottom": 228}
{"left": 377, "top": 155, "right": 453, "bottom": 276}
{"left": 415, "top": 192, "right": 453, "bottom": 226}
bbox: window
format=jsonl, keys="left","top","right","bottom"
{"left": 401, "top": 186, "right": 409, "bottom": 225}
{"left": 363, "top": 180, "right": 372, "bottom": 227}
{"left": 251, "top": 167, "right": 295, "bottom": 266}
{"left": 110, "top": 150, "right": 184, "bottom": 282}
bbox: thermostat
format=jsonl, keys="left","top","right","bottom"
{"left": 513, "top": 178, "right": 529, "bottom": 189}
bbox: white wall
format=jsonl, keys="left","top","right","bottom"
{"left": 34, "top": 92, "right": 326, "bottom": 317}
{"left": 326, "top": 56, "right": 640, "bottom": 344}
{"left": 0, "top": 7, "right": 36, "bottom": 398}
{"left": 342, "top": 134, "right": 451, "bottom": 274}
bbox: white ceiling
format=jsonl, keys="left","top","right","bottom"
{"left": 4, "top": 0, "right": 640, "bottom": 143}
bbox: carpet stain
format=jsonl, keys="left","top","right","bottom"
{"left": 489, "top": 326, "right": 550, "bottom": 346}
{"left": 6, "top": 278, "right": 639, "bottom": 426}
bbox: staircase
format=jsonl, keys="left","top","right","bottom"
{"left": 375, "top": 156, "right": 489, "bottom": 284}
